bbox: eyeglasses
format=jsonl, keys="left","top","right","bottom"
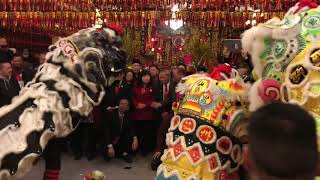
{"left": 0, "top": 45, "right": 8, "bottom": 49}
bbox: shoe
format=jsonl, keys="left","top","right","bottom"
{"left": 74, "top": 153, "right": 82, "bottom": 160}
{"left": 86, "top": 154, "right": 96, "bottom": 161}
{"left": 121, "top": 154, "right": 133, "bottom": 163}
{"left": 150, "top": 156, "right": 162, "bottom": 171}
{"left": 103, "top": 156, "right": 111, "bottom": 162}
{"left": 141, "top": 150, "right": 149, "bottom": 157}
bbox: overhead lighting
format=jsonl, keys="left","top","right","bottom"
{"left": 165, "top": 4, "right": 184, "bottom": 31}
{"left": 165, "top": 20, "right": 184, "bottom": 31}
{"left": 93, "top": 9, "right": 103, "bottom": 29}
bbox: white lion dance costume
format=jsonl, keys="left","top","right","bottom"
{"left": 156, "top": 64, "right": 250, "bottom": 180}
{"left": 242, "top": 0, "right": 320, "bottom": 142}
{"left": 0, "top": 24, "right": 126, "bottom": 179}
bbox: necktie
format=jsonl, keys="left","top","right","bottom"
{"left": 115, "top": 86, "right": 120, "bottom": 95}
{"left": 163, "top": 84, "right": 169, "bottom": 101}
{"left": 115, "top": 82, "right": 122, "bottom": 95}
{"left": 119, "top": 112, "right": 124, "bottom": 131}
{"left": 16, "top": 74, "right": 22, "bottom": 81}
{"left": 16, "top": 74, "right": 24, "bottom": 88}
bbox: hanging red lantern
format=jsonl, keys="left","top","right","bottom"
{"left": 206, "top": 0, "right": 210, "bottom": 10}
{"left": 83, "top": 12, "right": 88, "bottom": 28}
{"left": 242, "top": 12, "right": 246, "bottom": 29}
{"left": 244, "top": 0, "right": 248, "bottom": 11}
{"left": 78, "top": 12, "right": 83, "bottom": 28}
{"left": 276, "top": 0, "right": 281, "bottom": 10}
{"left": 141, "top": 11, "right": 145, "bottom": 27}
{"left": 33, "top": 12, "right": 38, "bottom": 28}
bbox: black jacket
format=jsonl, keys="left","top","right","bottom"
{"left": 22, "top": 69, "right": 35, "bottom": 84}
{"left": 103, "top": 109, "right": 135, "bottom": 146}
{"left": 101, "top": 80, "right": 133, "bottom": 109}
{"left": 0, "top": 76, "right": 20, "bottom": 107}
{"left": 153, "top": 81, "right": 176, "bottom": 113}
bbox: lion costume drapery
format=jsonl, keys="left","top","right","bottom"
{"left": 0, "top": 25, "right": 126, "bottom": 179}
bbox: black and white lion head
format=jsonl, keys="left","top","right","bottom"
{"left": 46, "top": 27, "right": 127, "bottom": 88}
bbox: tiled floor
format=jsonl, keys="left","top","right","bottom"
{"left": 21, "top": 154, "right": 156, "bottom": 180}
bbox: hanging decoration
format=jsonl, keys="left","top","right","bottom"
{"left": 122, "top": 29, "right": 143, "bottom": 62}
{"left": 1, "top": 0, "right": 318, "bottom": 12}
{"left": 0, "top": 10, "right": 287, "bottom": 33}
{"left": 184, "top": 28, "right": 217, "bottom": 65}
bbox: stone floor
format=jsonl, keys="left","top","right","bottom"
{"left": 21, "top": 153, "right": 156, "bottom": 180}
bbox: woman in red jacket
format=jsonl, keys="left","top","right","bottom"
{"left": 131, "top": 70, "right": 156, "bottom": 155}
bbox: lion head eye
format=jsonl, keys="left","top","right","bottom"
{"left": 289, "top": 65, "right": 308, "bottom": 84}
{"left": 48, "top": 45, "right": 57, "bottom": 52}
{"left": 58, "top": 40, "right": 67, "bottom": 47}
{"left": 310, "top": 48, "right": 320, "bottom": 67}
{"left": 86, "top": 61, "right": 97, "bottom": 71}
{"left": 64, "top": 45, "right": 74, "bottom": 54}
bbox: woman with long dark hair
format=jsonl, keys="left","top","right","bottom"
{"left": 131, "top": 70, "right": 156, "bottom": 155}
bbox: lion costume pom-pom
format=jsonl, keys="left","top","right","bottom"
{"left": 242, "top": 0, "right": 319, "bottom": 111}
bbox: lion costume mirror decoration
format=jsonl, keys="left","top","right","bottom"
{"left": 156, "top": 64, "right": 250, "bottom": 180}
{"left": 242, "top": 0, "right": 320, "bottom": 136}
{"left": 0, "top": 24, "right": 126, "bottom": 179}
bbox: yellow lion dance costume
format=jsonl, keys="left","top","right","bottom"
{"left": 156, "top": 64, "right": 250, "bottom": 180}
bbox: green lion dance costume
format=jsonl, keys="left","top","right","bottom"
{"left": 156, "top": 64, "right": 250, "bottom": 180}
{"left": 241, "top": 0, "right": 320, "bottom": 143}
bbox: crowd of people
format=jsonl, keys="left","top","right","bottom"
{"left": 1, "top": 34, "right": 320, "bottom": 180}
{"left": 0, "top": 35, "right": 196, "bottom": 169}
{"left": 76, "top": 58, "right": 189, "bottom": 168}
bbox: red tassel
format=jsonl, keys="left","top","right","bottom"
{"left": 276, "top": 0, "right": 281, "bottom": 10}
{"left": 192, "top": 0, "right": 195, "bottom": 11}
{"left": 244, "top": 0, "right": 248, "bottom": 11}
{"left": 43, "top": 169, "right": 60, "bottom": 180}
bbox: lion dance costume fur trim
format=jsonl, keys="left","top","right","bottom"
{"left": 156, "top": 64, "right": 250, "bottom": 180}
{"left": 0, "top": 26, "right": 126, "bottom": 179}
{"left": 242, "top": 0, "right": 320, "bottom": 146}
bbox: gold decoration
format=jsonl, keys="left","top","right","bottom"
{"left": 122, "top": 29, "right": 143, "bottom": 62}
{"left": 94, "top": 9, "right": 103, "bottom": 29}
{"left": 184, "top": 28, "right": 218, "bottom": 66}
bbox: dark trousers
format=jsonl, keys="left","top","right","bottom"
{"left": 133, "top": 120, "right": 155, "bottom": 155}
{"left": 43, "top": 138, "right": 62, "bottom": 170}
{"left": 113, "top": 135, "right": 132, "bottom": 155}
{"left": 155, "top": 112, "right": 173, "bottom": 152}
{"left": 70, "top": 123, "right": 96, "bottom": 156}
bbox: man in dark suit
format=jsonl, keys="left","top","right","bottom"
{"left": 131, "top": 58, "right": 142, "bottom": 83}
{"left": 0, "top": 50, "right": 20, "bottom": 107}
{"left": 11, "top": 55, "right": 35, "bottom": 87}
{"left": 152, "top": 69, "right": 177, "bottom": 113}
{"left": 151, "top": 69, "right": 176, "bottom": 170}
{"left": 103, "top": 98, "right": 138, "bottom": 163}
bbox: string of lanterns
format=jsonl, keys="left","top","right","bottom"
{"left": 0, "top": 0, "right": 313, "bottom": 12}
{"left": 0, "top": 10, "right": 286, "bottom": 32}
